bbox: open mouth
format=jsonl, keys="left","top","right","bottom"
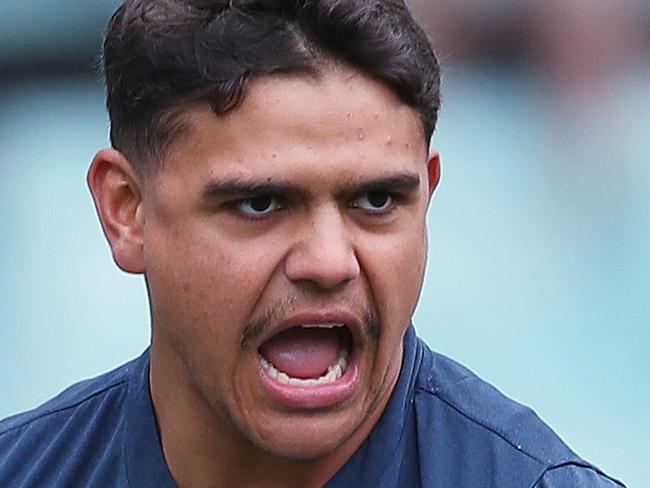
{"left": 258, "top": 323, "right": 353, "bottom": 387}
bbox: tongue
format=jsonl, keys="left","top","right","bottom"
{"left": 259, "top": 327, "right": 341, "bottom": 379}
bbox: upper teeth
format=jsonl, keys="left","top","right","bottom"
{"left": 300, "top": 323, "right": 345, "bottom": 329}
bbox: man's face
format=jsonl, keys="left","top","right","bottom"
{"left": 142, "top": 68, "right": 436, "bottom": 459}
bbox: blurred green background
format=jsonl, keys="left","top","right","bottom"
{"left": 1, "top": 1, "right": 648, "bottom": 486}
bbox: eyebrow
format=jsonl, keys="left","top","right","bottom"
{"left": 336, "top": 173, "right": 421, "bottom": 199}
{"left": 200, "top": 172, "right": 421, "bottom": 202}
{"left": 201, "top": 179, "right": 309, "bottom": 202}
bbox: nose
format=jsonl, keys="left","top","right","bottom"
{"left": 284, "top": 208, "right": 360, "bottom": 290}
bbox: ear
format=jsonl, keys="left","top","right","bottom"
{"left": 87, "top": 148, "right": 145, "bottom": 274}
{"left": 427, "top": 149, "right": 441, "bottom": 197}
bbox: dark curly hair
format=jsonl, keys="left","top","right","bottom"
{"left": 103, "top": 0, "right": 441, "bottom": 170}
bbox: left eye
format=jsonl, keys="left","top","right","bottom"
{"left": 353, "top": 192, "right": 393, "bottom": 212}
{"left": 237, "top": 195, "right": 282, "bottom": 216}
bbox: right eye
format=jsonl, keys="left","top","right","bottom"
{"left": 352, "top": 191, "right": 394, "bottom": 214}
{"left": 236, "top": 195, "right": 282, "bottom": 217}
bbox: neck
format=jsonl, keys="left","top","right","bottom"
{"left": 148, "top": 335, "right": 390, "bottom": 488}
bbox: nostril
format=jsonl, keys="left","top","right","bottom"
{"left": 284, "top": 231, "right": 359, "bottom": 288}
{"left": 284, "top": 247, "right": 360, "bottom": 289}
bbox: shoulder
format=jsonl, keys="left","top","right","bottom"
{"left": 411, "top": 337, "right": 625, "bottom": 487}
{"left": 0, "top": 361, "right": 130, "bottom": 437}
{"left": 535, "top": 463, "right": 626, "bottom": 487}
{"left": 0, "top": 353, "right": 145, "bottom": 486}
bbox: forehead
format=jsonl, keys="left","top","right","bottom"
{"left": 157, "top": 68, "right": 428, "bottom": 188}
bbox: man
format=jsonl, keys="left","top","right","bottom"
{"left": 0, "top": 1, "right": 625, "bottom": 487}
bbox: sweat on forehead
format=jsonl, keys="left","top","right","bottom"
{"left": 102, "top": 0, "right": 441, "bottom": 171}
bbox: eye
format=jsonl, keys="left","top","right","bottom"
{"left": 353, "top": 191, "right": 394, "bottom": 213}
{"left": 237, "top": 195, "right": 282, "bottom": 217}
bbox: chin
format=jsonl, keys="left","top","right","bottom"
{"left": 246, "top": 411, "right": 361, "bottom": 461}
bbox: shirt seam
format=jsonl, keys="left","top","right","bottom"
{"left": 124, "top": 367, "right": 137, "bottom": 488}
{"left": 531, "top": 461, "right": 627, "bottom": 487}
{"left": 0, "top": 380, "right": 128, "bottom": 438}
{"left": 378, "top": 386, "right": 418, "bottom": 486}
{"left": 414, "top": 384, "right": 548, "bottom": 468}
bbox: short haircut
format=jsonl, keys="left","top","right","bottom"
{"left": 103, "top": 0, "right": 441, "bottom": 171}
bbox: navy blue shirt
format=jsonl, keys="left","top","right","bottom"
{"left": 0, "top": 327, "right": 625, "bottom": 487}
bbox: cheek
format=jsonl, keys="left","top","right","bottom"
{"left": 146, "top": 224, "right": 286, "bottom": 336}
{"left": 361, "top": 227, "right": 428, "bottom": 321}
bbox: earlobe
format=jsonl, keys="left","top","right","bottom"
{"left": 427, "top": 150, "right": 441, "bottom": 196}
{"left": 87, "top": 148, "right": 146, "bottom": 274}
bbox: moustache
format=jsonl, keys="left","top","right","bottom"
{"left": 240, "top": 295, "right": 380, "bottom": 349}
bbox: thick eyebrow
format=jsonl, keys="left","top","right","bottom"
{"left": 200, "top": 172, "right": 421, "bottom": 203}
{"left": 336, "top": 173, "right": 421, "bottom": 199}
{"left": 200, "top": 178, "right": 309, "bottom": 202}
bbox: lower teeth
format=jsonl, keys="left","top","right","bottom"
{"left": 259, "top": 350, "right": 349, "bottom": 387}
